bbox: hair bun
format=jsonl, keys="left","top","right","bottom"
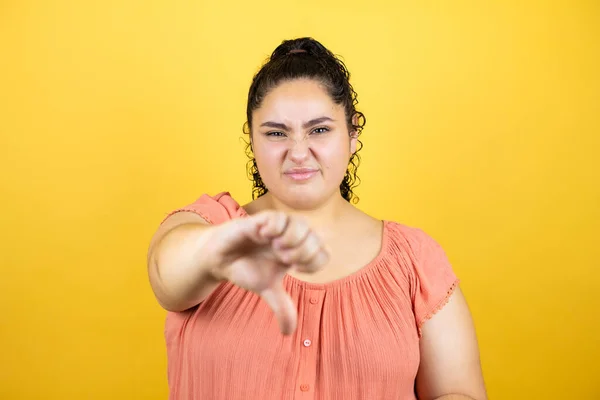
{"left": 287, "top": 49, "right": 307, "bottom": 55}
{"left": 270, "top": 37, "right": 331, "bottom": 61}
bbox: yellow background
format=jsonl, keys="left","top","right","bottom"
{"left": 1, "top": 1, "right": 598, "bottom": 398}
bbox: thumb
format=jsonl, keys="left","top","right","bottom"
{"left": 260, "top": 280, "right": 297, "bottom": 335}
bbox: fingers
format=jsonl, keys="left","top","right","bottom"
{"left": 260, "top": 213, "right": 328, "bottom": 273}
{"left": 257, "top": 211, "right": 289, "bottom": 240}
{"left": 222, "top": 212, "right": 287, "bottom": 247}
{"left": 260, "top": 280, "right": 297, "bottom": 335}
{"left": 272, "top": 216, "right": 310, "bottom": 249}
{"left": 296, "top": 242, "right": 330, "bottom": 273}
{"left": 226, "top": 211, "right": 329, "bottom": 274}
{"left": 276, "top": 232, "right": 329, "bottom": 273}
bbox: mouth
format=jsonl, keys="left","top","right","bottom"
{"left": 283, "top": 168, "right": 319, "bottom": 182}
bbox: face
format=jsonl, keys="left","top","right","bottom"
{"left": 251, "top": 78, "right": 357, "bottom": 210}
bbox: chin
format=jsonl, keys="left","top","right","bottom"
{"left": 271, "top": 184, "right": 334, "bottom": 210}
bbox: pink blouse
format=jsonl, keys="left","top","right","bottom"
{"left": 161, "top": 192, "right": 459, "bottom": 399}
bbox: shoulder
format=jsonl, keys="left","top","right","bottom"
{"left": 162, "top": 191, "right": 247, "bottom": 225}
{"left": 385, "top": 221, "right": 446, "bottom": 256}
{"left": 384, "top": 220, "right": 456, "bottom": 282}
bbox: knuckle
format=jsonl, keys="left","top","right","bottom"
{"left": 298, "top": 220, "right": 310, "bottom": 234}
{"left": 297, "top": 220, "right": 310, "bottom": 236}
{"left": 270, "top": 211, "right": 280, "bottom": 224}
{"left": 299, "top": 241, "right": 320, "bottom": 263}
{"left": 307, "top": 232, "right": 320, "bottom": 247}
{"left": 267, "top": 210, "right": 280, "bottom": 221}
{"left": 278, "top": 213, "right": 289, "bottom": 231}
{"left": 290, "top": 222, "right": 305, "bottom": 242}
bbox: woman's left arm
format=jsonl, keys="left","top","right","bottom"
{"left": 415, "top": 286, "right": 488, "bottom": 400}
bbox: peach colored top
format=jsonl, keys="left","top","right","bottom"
{"left": 161, "top": 192, "right": 459, "bottom": 400}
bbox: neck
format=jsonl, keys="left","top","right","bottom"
{"left": 261, "top": 192, "right": 351, "bottom": 232}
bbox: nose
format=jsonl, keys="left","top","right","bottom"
{"left": 288, "top": 138, "right": 310, "bottom": 164}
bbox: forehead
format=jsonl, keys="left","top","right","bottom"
{"left": 255, "top": 79, "right": 343, "bottom": 120}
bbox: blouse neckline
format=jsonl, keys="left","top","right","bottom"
{"left": 283, "top": 220, "right": 391, "bottom": 290}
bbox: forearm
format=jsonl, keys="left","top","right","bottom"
{"left": 149, "top": 223, "right": 222, "bottom": 312}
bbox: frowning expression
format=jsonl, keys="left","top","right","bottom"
{"left": 251, "top": 79, "right": 357, "bottom": 208}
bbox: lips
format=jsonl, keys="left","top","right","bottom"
{"left": 284, "top": 168, "right": 319, "bottom": 181}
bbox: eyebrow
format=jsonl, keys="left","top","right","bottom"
{"left": 259, "top": 116, "right": 335, "bottom": 130}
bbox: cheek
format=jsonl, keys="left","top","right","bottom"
{"left": 313, "top": 142, "right": 351, "bottom": 173}
{"left": 254, "top": 142, "right": 286, "bottom": 168}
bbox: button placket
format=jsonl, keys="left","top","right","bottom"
{"left": 295, "top": 289, "right": 324, "bottom": 398}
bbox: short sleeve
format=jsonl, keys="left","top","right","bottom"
{"left": 161, "top": 191, "right": 246, "bottom": 225}
{"left": 402, "top": 227, "right": 460, "bottom": 336}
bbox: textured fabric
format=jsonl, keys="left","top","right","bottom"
{"left": 161, "top": 192, "right": 459, "bottom": 400}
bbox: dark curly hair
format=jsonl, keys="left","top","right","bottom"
{"left": 243, "top": 37, "right": 366, "bottom": 203}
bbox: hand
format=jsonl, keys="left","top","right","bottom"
{"left": 208, "top": 211, "right": 329, "bottom": 335}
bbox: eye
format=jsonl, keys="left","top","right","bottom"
{"left": 311, "top": 127, "right": 330, "bottom": 135}
{"left": 266, "top": 131, "right": 286, "bottom": 137}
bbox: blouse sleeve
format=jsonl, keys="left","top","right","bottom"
{"left": 161, "top": 191, "right": 243, "bottom": 225}
{"left": 403, "top": 226, "right": 460, "bottom": 336}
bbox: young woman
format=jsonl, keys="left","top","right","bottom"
{"left": 147, "top": 37, "right": 487, "bottom": 400}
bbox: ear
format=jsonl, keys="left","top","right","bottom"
{"left": 349, "top": 113, "right": 359, "bottom": 154}
{"left": 350, "top": 130, "right": 358, "bottom": 154}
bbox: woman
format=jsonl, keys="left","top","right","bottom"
{"left": 147, "top": 37, "right": 487, "bottom": 400}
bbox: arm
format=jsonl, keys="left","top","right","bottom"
{"left": 147, "top": 212, "right": 222, "bottom": 312}
{"left": 415, "top": 287, "right": 487, "bottom": 400}
{"left": 147, "top": 209, "right": 329, "bottom": 334}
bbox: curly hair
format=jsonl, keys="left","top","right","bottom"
{"left": 243, "top": 37, "right": 366, "bottom": 203}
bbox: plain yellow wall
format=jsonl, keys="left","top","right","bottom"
{"left": 1, "top": 1, "right": 598, "bottom": 398}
